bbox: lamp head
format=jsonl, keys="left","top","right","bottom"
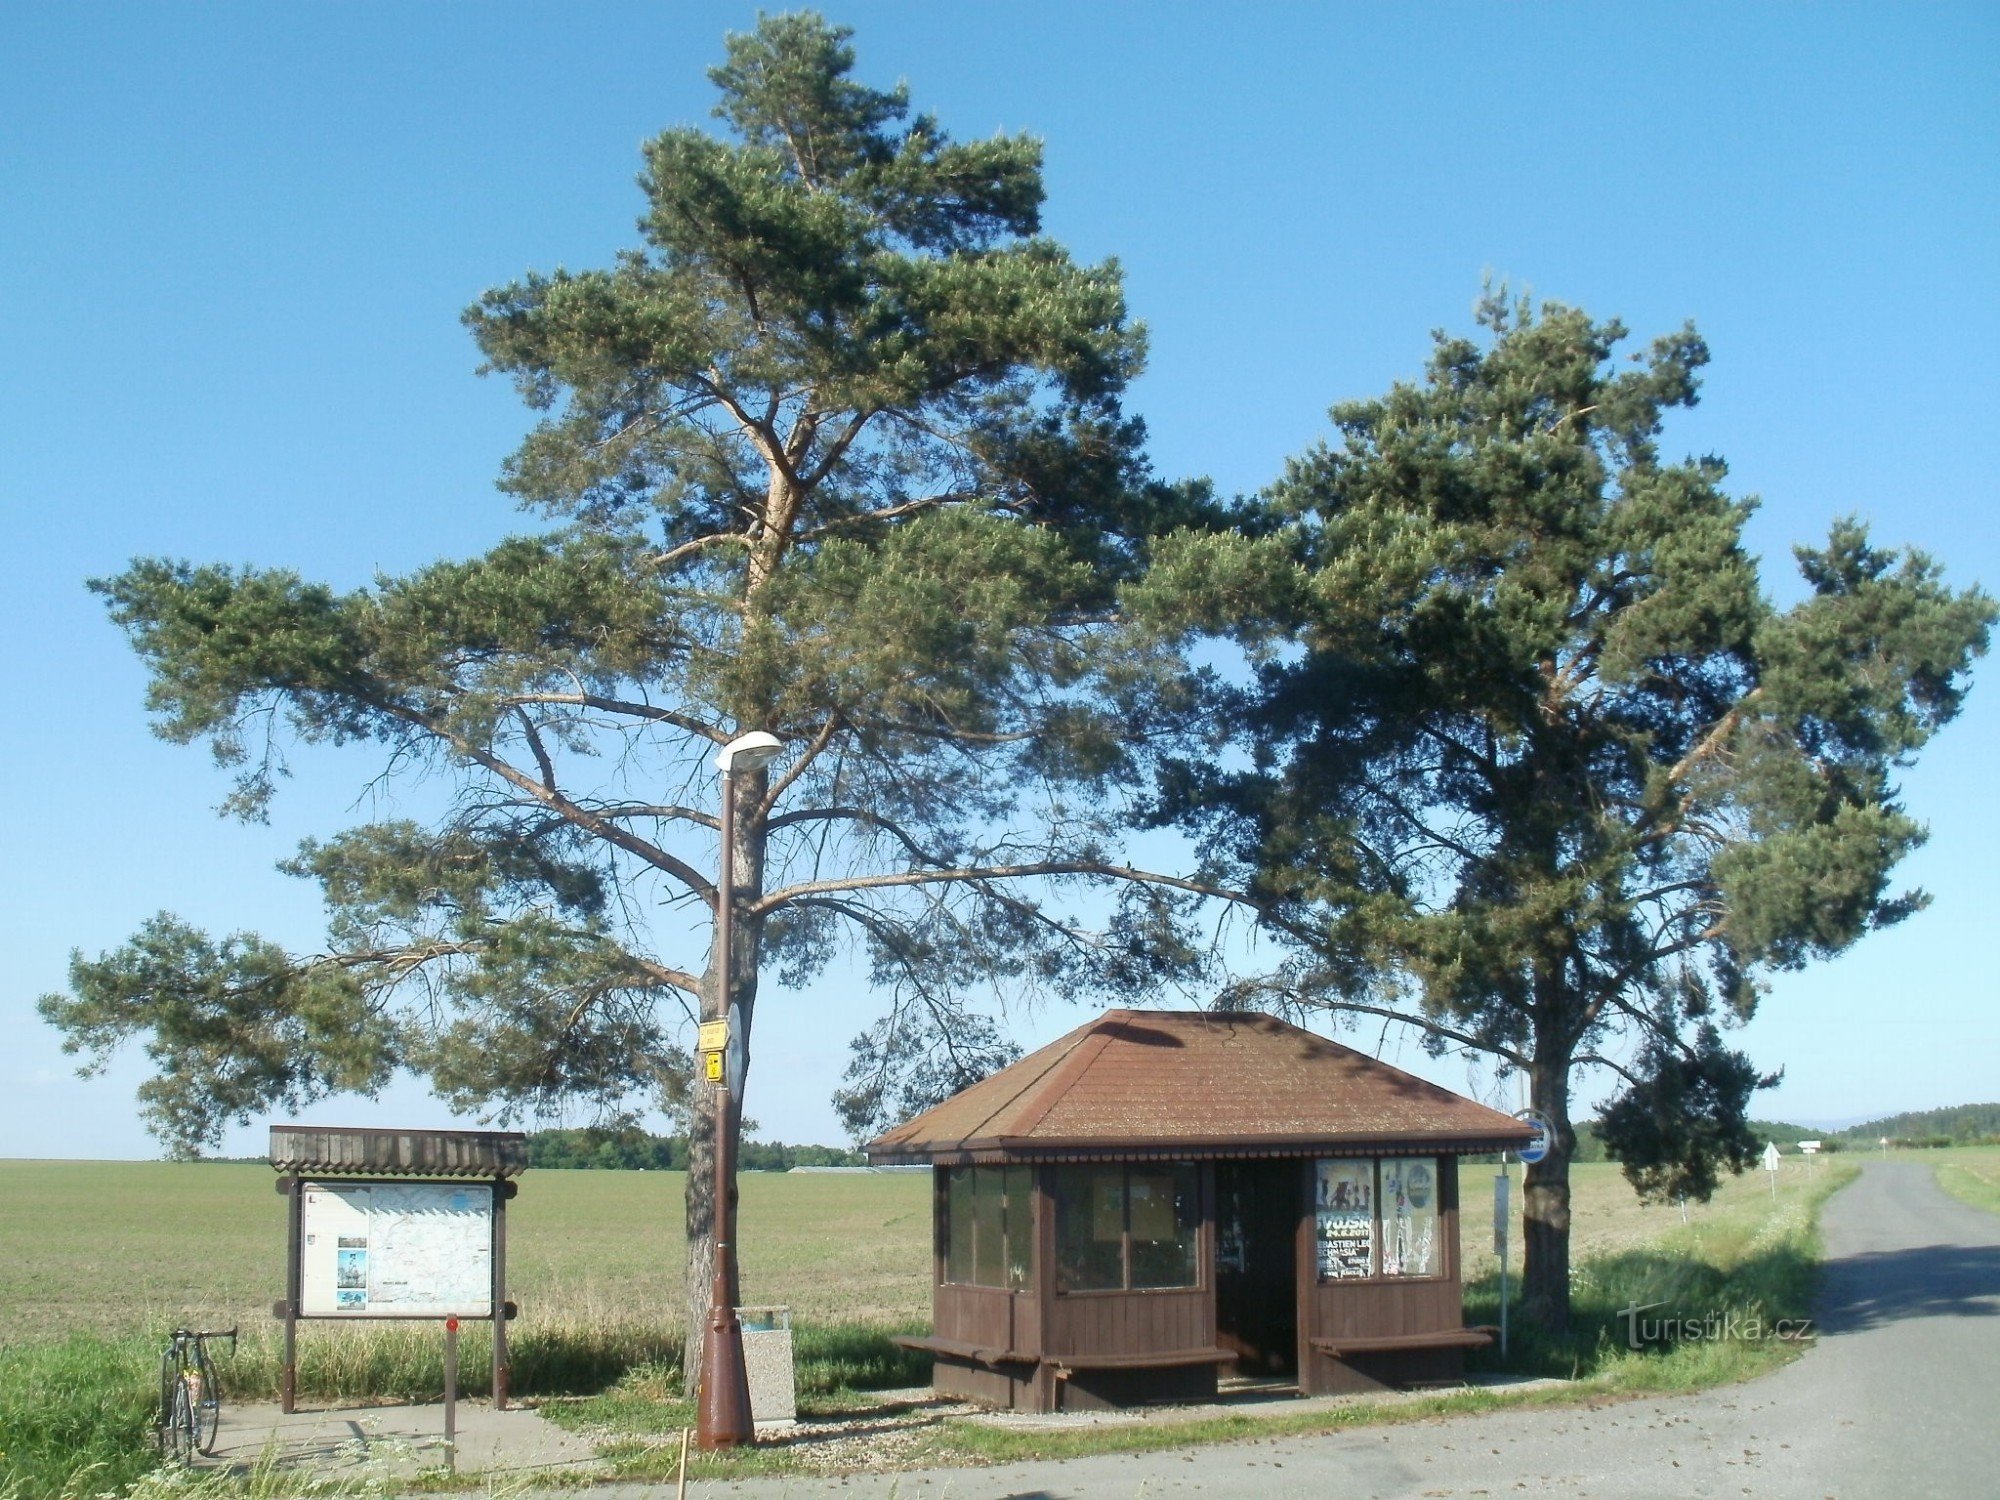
{"left": 715, "top": 730, "right": 784, "bottom": 775}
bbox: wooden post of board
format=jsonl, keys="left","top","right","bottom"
{"left": 444, "top": 1316, "right": 459, "bottom": 1470}
{"left": 491, "top": 1179, "right": 512, "bottom": 1410}
{"left": 279, "top": 1177, "right": 302, "bottom": 1414}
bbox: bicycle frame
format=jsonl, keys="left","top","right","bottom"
{"left": 158, "top": 1326, "right": 237, "bottom": 1463}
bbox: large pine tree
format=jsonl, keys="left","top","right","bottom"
{"left": 43, "top": 14, "right": 1219, "bottom": 1374}
{"left": 1142, "top": 294, "right": 1993, "bottom": 1329}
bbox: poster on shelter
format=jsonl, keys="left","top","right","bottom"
{"left": 1380, "top": 1157, "right": 1438, "bottom": 1276}
{"left": 301, "top": 1183, "right": 494, "bottom": 1318}
{"left": 1315, "top": 1159, "right": 1376, "bottom": 1279}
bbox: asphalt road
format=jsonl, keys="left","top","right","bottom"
{"left": 683, "top": 1161, "right": 2000, "bottom": 1499}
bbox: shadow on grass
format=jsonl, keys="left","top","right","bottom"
{"left": 1463, "top": 1238, "right": 1821, "bottom": 1381}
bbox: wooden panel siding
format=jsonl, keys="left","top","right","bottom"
{"left": 1048, "top": 1286, "right": 1212, "bottom": 1358}
{"left": 933, "top": 1284, "right": 1019, "bottom": 1352}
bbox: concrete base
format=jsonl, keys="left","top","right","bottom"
{"left": 206, "top": 1400, "right": 602, "bottom": 1478}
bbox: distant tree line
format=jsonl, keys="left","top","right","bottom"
{"left": 525, "top": 1125, "right": 864, "bottom": 1171}
{"left": 1833, "top": 1101, "right": 2000, "bottom": 1147}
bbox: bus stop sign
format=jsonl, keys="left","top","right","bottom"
{"left": 1514, "top": 1109, "right": 1554, "bottom": 1164}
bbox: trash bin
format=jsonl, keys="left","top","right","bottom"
{"left": 735, "top": 1306, "right": 796, "bottom": 1423}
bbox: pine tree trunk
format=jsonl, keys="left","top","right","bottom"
{"left": 679, "top": 766, "right": 766, "bottom": 1387}
{"left": 682, "top": 1087, "right": 718, "bottom": 1385}
{"left": 1520, "top": 1053, "right": 1574, "bottom": 1334}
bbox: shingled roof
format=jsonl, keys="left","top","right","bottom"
{"left": 866, "top": 1009, "right": 1534, "bottom": 1163}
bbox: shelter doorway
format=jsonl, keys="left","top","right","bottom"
{"left": 1214, "top": 1159, "right": 1299, "bottom": 1380}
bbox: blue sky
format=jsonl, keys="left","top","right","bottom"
{"left": 3, "top": 3, "right": 1994, "bottom": 1158}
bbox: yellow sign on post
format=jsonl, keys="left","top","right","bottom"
{"left": 703, "top": 1052, "right": 724, "bottom": 1083}
{"left": 697, "top": 1020, "right": 730, "bottom": 1053}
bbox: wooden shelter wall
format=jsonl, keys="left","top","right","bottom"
{"left": 929, "top": 1164, "right": 1043, "bottom": 1359}
{"left": 1046, "top": 1287, "right": 1213, "bottom": 1358}
{"left": 923, "top": 1151, "right": 1477, "bottom": 1411}
{"left": 1298, "top": 1157, "right": 1468, "bottom": 1393}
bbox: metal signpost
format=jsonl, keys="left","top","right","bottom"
{"left": 269, "top": 1127, "right": 525, "bottom": 1426}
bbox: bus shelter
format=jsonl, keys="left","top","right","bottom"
{"left": 866, "top": 1009, "right": 1533, "bottom": 1412}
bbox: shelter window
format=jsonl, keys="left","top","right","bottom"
{"left": 1380, "top": 1157, "right": 1439, "bottom": 1277}
{"left": 1314, "top": 1156, "right": 1443, "bottom": 1281}
{"left": 942, "top": 1165, "right": 1032, "bottom": 1289}
{"left": 1055, "top": 1162, "right": 1200, "bottom": 1292}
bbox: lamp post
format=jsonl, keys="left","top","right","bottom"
{"left": 696, "top": 730, "right": 782, "bottom": 1451}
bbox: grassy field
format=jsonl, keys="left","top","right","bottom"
{"left": 0, "top": 1161, "right": 931, "bottom": 1343}
{"left": 0, "top": 1154, "right": 1858, "bottom": 1496}
{"left": 1929, "top": 1144, "right": 2000, "bottom": 1217}
{"left": 0, "top": 1154, "right": 1852, "bottom": 1344}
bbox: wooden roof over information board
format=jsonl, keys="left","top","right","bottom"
{"left": 269, "top": 1125, "right": 529, "bottom": 1178}
{"left": 866, "top": 1009, "right": 1534, "bottom": 1164}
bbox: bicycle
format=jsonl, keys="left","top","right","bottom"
{"left": 157, "top": 1326, "right": 236, "bottom": 1463}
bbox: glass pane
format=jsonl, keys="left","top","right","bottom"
{"left": 1129, "top": 1162, "right": 1200, "bottom": 1289}
{"left": 946, "top": 1166, "right": 976, "bottom": 1284}
{"left": 1054, "top": 1164, "right": 1124, "bottom": 1291}
{"left": 1003, "top": 1165, "right": 1034, "bottom": 1290}
{"left": 1314, "top": 1159, "right": 1376, "bottom": 1279}
{"left": 1381, "top": 1157, "right": 1440, "bottom": 1277}
{"left": 972, "top": 1166, "right": 1007, "bottom": 1287}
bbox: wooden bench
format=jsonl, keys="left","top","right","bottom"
{"left": 1048, "top": 1347, "right": 1238, "bottom": 1371}
{"left": 1309, "top": 1325, "right": 1496, "bottom": 1358}
{"left": 897, "top": 1335, "right": 1237, "bottom": 1374}
{"left": 891, "top": 1333, "right": 1036, "bottom": 1366}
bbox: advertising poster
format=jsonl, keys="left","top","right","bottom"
{"left": 335, "top": 1236, "right": 370, "bottom": 1309}
{"left": 1315, "top": 1159, "right": 1375, "bottom": 1278}
{"left": 1381, "top": 1157, "right": 1438, "bottom": 1276}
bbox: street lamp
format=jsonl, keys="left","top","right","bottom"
{"left": 696, "top": 730, "right": 783, "bottom": 1451}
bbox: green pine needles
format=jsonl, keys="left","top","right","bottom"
{"left": 1141, "top": 292, "right": 1993, "bottom": 1325}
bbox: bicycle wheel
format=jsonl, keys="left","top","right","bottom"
{"left": 193, "top": 1341, "right": 222, "bottom": 1456}
{"left": 164, "top": 1378, "right": 196, "bottom": 1466}
{"left": 156, "top": 1349, "right": 181, "bottom": 1458}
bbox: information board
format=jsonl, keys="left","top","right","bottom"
{"left": 300, "top": 1182, "right": 495, "bottom": 1318}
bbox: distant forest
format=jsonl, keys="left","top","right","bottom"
{"left": 526, "top": 1126, "right": 866, "bottom": 1171}
{"left": 1564, "top": 1118, "right": 1823, "bottom": 1162}
{"left": 1832, "top": 1102, "right": 2000, "bottom": 1148}
{"left": 1563, "top": 1104, "right": 2000, "bottom": 1161}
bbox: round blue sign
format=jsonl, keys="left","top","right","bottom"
{"left": 1514, "top": 1109, "right": 1554, "bottom": 1164}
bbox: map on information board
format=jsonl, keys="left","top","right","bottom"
{"left": 300, "top": 1182, "right": 494, "bottom": 1318}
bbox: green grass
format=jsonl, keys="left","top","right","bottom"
{"left": 1929, "top": 1145, "right": 2000, "bottom": 1217}
{"left": 0, "top": 1337, "right": 160, "bottom": 1500}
